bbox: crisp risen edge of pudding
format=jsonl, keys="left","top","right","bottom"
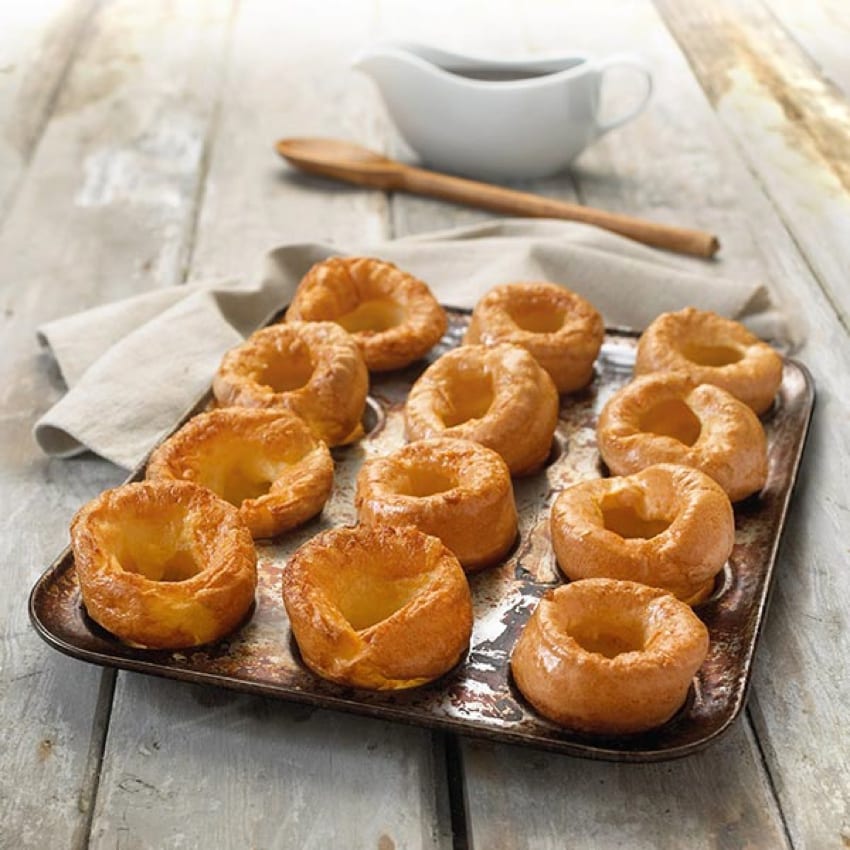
{"left": 212, "top": 320, "right": 368, "bottom": 447}
{"left": 634, "top": 307, "right": 783, "bottom": 415}
{"left": 404, "top": 343, "right": 559, "bottom": 476}
{"left": 71, "top": 479, "right": 257, "bottom": 649}
{"left": 355, "top": 436, "right": 517, "bottom": 570}
{"left": 597, "top": 372, "right": 768, "bottom": 502}
{"left": 282, "top": 524, "right": 473, "bottom": 690}
{"left": 550, "top": 463, "right": 735, "bottom": 603}
{"left": 464, "top": 281, "right": 604, "bottom": 393}
{"left": 286, "top": 256, "right": 447, "bottom": 371}
{"left": 511, "top": 578, "right": 709, "bottom": 734}
{"left": 147, "top": 407, "right": 334, "bottom": 539}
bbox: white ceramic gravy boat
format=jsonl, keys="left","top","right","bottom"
{"left": 353, "top": 42, "right": 652, "bottom": 180}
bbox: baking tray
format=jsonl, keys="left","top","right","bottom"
{"left": 29, "top": 310, "right": 814, "bottom": 762}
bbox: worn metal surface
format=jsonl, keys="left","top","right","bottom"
{"left": 29, "top": 311, "right": 814, "bottom": 762}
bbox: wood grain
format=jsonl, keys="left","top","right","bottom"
{"left": 87, "top": 2, "right": 453, "bottom": 848}
{"left": 0, "top": 0, "right": 235, "bottom": 846}
{"left": 487, "top": 2, "right": 850, "bottom": 847}
{"left": 3, "top": 1, "right": 850, "bottom": 848}
{"left": 655, "top": 0, "right": 850, "bottom": 334}
{"left": 763, "top": 0, "right": 850, "bottom": 98}
{"left": 0, "top": 0, "right": 98, "bottom": 221}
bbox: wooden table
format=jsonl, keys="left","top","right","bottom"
{"left": 2, "top": 1, "right": 848, "bottom": 847}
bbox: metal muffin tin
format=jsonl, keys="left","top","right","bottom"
{"left": 29, "top": 310, "right": 815, "bottom": 761}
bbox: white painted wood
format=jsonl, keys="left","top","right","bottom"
{"left": 460, "top": 726, "right": 788, "bottom": 850}
{"left": 655, "top": 0, "right": 850, "bottom": 333}
{"left": 457, "top": 2, "right": 850, "bottom": 848}
{"left": 380, "top": 3, "right": 792, "bottom": 847}
{"left": 188, "top": 0, "right": 393, "bottom": 283}
{"left": 764, "top": 0, "right": 850, "bottom": 97}
{"left": 0, "top": 1, "right": 236, "bottom": 846}
{"left": 3, "top": 2, "right": 850, "bottom": 848}
{"left": 0, "top": 0, "right": 97, "bottom": 220}
{"left": 91, "top": 676, "right": 449, "bottom": 850}
{"left": 89, "top": 2, "right": 453, "bottom": 848}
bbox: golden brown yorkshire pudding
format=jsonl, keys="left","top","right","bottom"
{"left": 70, "top": 480, "right": 257, "bottom": 649}
{"left": 464, "top": 281, "right": 604, "bottom": 393}
{"left": 550, "top": 464, "right": 734, "bottom": 604}
{"left": 283, "top": 524, "right": 473, "bottom": 690}
{"left": 597, "top": 373, "right": 768, "bottom": 502}
{"left": 212, "top": 321, "right": 368, "bottom": 446}
{"left": 511, "top": 578, "right": 709, "bottom": 735}
{"left": 634, "top": 307, "right": 783, "bottom": 415}
{"left": 404, "top": 343, "right": 559, "bottom": 476}
{"left": 355, "top": 437, "right": 517, "bottom": 571}
{"left": 146, "top": 408, "right": 334, "bottom": 539}
{"left": 286, "top": 256, "right": 447, "bottom": 371}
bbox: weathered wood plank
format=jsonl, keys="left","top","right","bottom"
{"left": 456, "top": 2, "right": 850, "bottom": 848}
{"left": 0, "top": 0, "right": 98, "bottom": 222}
{"left": 188, "top": 0, "right": 391, "bottom": 283}
{"left": 654, "top": 0, "right": 850, "bottom": 334}
{"left": 91, "top": 677, "right": 449, "bottom": 850}
{"left": 0, "top": 1, "right": 236, "bottom": 847}
{"left": 4, "top": 2, "right": 850, "bottom": 848}
{"left": 460, "top": 726, "right": 788, "bottom": 850}
{"left": 89, "top": 2, "right": 453, "bottom": 848}
{"left": 764, "top": 0, "right": 850, "bottom": 97}
{"left": 379, "top": 3, "right": 794, "bottom": 847}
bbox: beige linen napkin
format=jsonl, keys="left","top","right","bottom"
{"left": 34, "top": 219, "right": 793, "bottom": 470}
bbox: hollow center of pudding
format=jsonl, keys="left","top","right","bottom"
{"left": 196, "top": 443, "right": 297, "bottom": 507}
{"left": 257, "top": 346, "right": 314, "bottom": 393}
{"left": 337, "top": 298, "right": 405, "bottom": 333}
{"left": 680, "top": 342, "right": 743, "bottom": 367}
{"left": 441, "top": 367, "right": 494, "bottom": 426}
{"left": 639, "top": 398, "right": 701, "bottom": 446}
{"left": 218, "top": 465, "right": 274, "bottom": 506}
{"left": 568, "top": 617, "right": 647, "bottom": 658}
{"left": 112, "top": 516, "right": 202, "bottom": 583}
{"left": 601, "top": 499, "right": 671, "bottom": 540}
{"left": 508, "top": 304, "right": 565, "bottom": 334}
{"left": 336, "top": 575, "right": 428, "bottom": 631}
{"left": 401, "top": 466, "right": 457, "bottom": 497}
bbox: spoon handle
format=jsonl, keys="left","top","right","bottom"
{"left": 398, "top": 164, "right": 718, "bottom": 258}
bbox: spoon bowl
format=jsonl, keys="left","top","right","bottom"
{"left": 275, "top": 138, "right": 403, "bottom": 189}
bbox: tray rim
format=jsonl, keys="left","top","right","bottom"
{"left": 28, "top": 317, "right": 816, "bottom": 763}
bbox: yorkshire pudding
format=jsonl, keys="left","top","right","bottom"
{"left": 70, "top": 480, "right": 257, "bottom": 649}
{"left": 464, "top": 281, "right": 604, "bottom": 393}
{"left": 283, "top": 524, "right": 473, "bottom": 690}
{"left": 634, "top": 307, "right": 783, "bottom": 415}
{"left": 550, "top": 464, "right": 734, "bottom": 603}
{"left": 212, "top": 320, "right": 368, "bottom": 446}
{"left": 286, "top": 256, "right": 447, "bottom": 371}
{"left": 404, "top": 343, "right": 559, "bottom": 476}
{"left": 511, "top": 578, "right": 709, "bottom": 735}
{"left": 355, "top": 437, "right": 517, "bottom": 571}
{"left": 146, "top": 408, "right": 334, "bottom": 539}
{"left": 597, "top": 373, "right": 768, "bottom": 502}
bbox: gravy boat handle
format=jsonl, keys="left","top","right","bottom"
{"left": 593, "top": 54, "right": 653, "bottom": 135}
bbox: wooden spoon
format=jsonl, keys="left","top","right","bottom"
{"left": 276, "top": 137, "right": 719, "bottom": 258}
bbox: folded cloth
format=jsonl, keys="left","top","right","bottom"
{"left": 34, "top": 219, "right": 796, "bottom": 470}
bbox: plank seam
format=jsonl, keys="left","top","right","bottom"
{"left": 179, "top": 0, "right": 243, "bottom": 286}
{"left": 745, "top": 704, "right": 797, "bottom": 849}
{"left": 443, "top": 734, "right": 471, "bottom": 850}
{"left": 72, "top": 667, "right": 117, "bottom": 850}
